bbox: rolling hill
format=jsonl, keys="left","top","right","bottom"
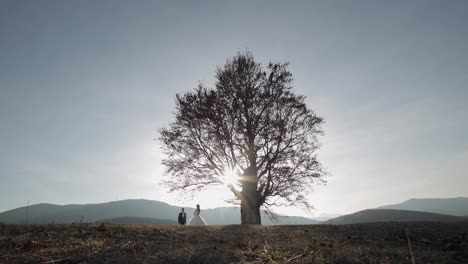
{"left": 0, "top": 199, "right": 319, "bottom": 225}
{"left": 326, "top": 209, "right": 466, "bottom": 225}
{"left": 378, "top": 197, "right": 468, "bottom": 216}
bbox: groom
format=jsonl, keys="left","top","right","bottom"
{"left": 178, "top": 208, "right": 186, "bottom": 225}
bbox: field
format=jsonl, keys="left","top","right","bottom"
{"left": 1, "top": 222, "right": 467, "bottom": 263}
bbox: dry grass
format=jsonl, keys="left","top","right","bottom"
{"left": 1, "top": 221, "right": 467, "bottom": 263}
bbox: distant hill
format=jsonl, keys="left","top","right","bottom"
{"left": 378, "top": 197, "right": 468, "bottom": 216}
{"left": 326, "top": 209, "right": 466, "bottom": 225}
{"left": 0, "top": 199, "right": 318, "bottom": 225}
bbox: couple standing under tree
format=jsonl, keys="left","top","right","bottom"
{"left": 178, "top": 204, "right": 207, "bottom": 226}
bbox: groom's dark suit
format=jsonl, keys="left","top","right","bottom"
{"left": 178, "top": 211, "right": 186, "bottom": 225}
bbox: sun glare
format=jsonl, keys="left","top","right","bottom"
{"left": 222, "top": 168, "right": 240, "bottom": 187}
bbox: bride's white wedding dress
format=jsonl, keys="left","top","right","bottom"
{"left": 187, "top": 209, "right": 207, "bottom": 226}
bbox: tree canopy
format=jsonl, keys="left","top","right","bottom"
{"left": 159, "top": 52, "right": 327, "bottom": 224}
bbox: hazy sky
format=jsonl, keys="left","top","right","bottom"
{"left": 1, "top": 0, "right": 467, "bottom": 217}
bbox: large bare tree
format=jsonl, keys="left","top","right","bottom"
{"left": 159, "top": 52, "right": 326, "bottom": 224}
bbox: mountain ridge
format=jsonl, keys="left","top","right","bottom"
{"left": 0, "top": 199, "right": 319, "bottom": 225}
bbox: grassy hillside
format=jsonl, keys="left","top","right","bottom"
{"left": 1, "top": 222, "right": 467, "bottom": 263}
{"left": 327, "top": 209, "right": 466, "bottom": 225}
{"left": 96, "top": 217, "right": 177, "bottom": 225}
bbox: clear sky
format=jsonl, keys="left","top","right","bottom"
{"left": 1, "top": 0, "right": 467, "bottom": 217}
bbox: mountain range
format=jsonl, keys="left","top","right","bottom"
{"left": 326, "top": 197, "right": 468, "bottom": 224}
{"left": 326, "top": 209, "right": 466, "bottom": 225}
{"left": 0, "top": 199, "right": 319, "bottom": 225}
{"left": 377, "top": 197, "right": 468, "bottom": 216}
{"left": 1, "top": 197, "right": 466, "bottom": 225}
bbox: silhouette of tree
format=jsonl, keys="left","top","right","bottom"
{"left": 159, "top": 52, "right": 326, "bottom": 224}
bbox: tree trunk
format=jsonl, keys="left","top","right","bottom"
{"left": 240, "top": 167, "right": 261, "bottom": 225}
{"left": 240, "top": 198, "right": 261, "bottom": 225}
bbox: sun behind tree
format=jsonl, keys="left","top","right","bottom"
{"left": 159, "top": 52, "right": 327, "bottom": 225}
{"left": 221, "top": 167, "right": 240, "bottom": 187}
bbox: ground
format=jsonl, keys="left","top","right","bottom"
{"left": 1, "top": 222, "right": 467, "bottom": 263}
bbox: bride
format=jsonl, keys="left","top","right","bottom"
{"left": 187, "top": 204, "right": 207, "bottom": 226}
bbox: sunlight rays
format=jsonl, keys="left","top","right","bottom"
{"left": 221, "top": 167, "right": 240, "bottom": 188}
